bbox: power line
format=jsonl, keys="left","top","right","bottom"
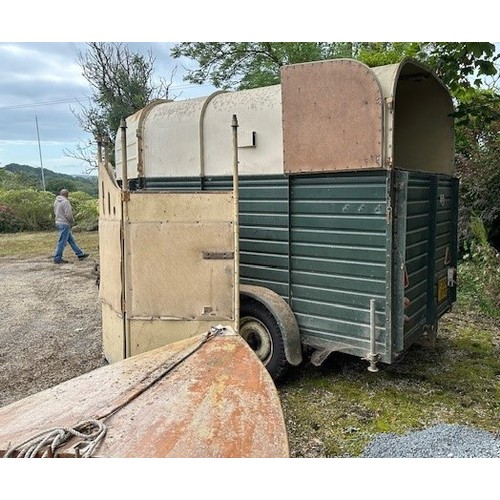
{"left": 0, "top": 97, "right": 85, "bottom": 111}
{"left": 0, "top": 83, "right": 217, "bottom": 112}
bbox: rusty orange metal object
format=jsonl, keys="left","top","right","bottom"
{"left": 0, "top": 329, "right": 289, "bottom": 458}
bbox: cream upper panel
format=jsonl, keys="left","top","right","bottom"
{"left": 117, "top": 86, "right": 284, "bottom": 179}
{"left": 202, "top": 85, "right": 284, "bottom": 177}
{"left": 143, "top": 97, "right": 208, "bottom": 178}
{"left": 116, "top": 59, "right": 454, "bottom": 181}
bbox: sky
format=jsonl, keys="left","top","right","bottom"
{"left": 0, "top": 42, "right": 216, "bottom": 176}
{"left": 0, "top": 1, "right": 496, "bottom": 179}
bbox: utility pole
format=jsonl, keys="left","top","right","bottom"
{"left": 35, "top": 115, "right": 46, "bottom": 191}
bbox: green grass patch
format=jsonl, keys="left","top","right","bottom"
{"left": 279, "top": 308, "right": 500, "bottom": 457}
{"left": 0, "top": 230, "right": 99, "bottom": 258}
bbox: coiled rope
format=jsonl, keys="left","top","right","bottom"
{"left": 4, "top": 326, "right": 227, "bottom": 458}
{"left": 4, "top": 419, "right": 106, "bottom": 458}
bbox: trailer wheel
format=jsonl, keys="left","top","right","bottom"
{"left": 240, "top": 297, "right": 289, "bottom": 381}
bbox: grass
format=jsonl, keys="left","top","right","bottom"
{"left": 278, "top": 277, "right": 500, "bottom": 457}
{"left": 0, "top": 230, "right": 99, "bottom": 259}
{"left": 1, "top": 230, "right": 499, "bottom": 457}
{"left": 279, "top": 316, "right": 499, "bottom": 457}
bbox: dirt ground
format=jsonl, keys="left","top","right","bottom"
{"left": 0, "top": 255, "right": 106, "bottom": 408}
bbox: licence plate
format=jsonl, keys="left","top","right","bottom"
{"left": 437, "top": 277, "right": 448, "bottom": 303}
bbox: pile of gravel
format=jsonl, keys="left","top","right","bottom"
{"left": 361, "top": 424, "right": 500, "bottom": 458}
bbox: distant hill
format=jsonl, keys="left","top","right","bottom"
{"left": 1, "top": 163, "right": 98, "bottom": 196}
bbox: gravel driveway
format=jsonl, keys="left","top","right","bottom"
{"left": 0, "top": 256, "right": 106, "bottom": 408}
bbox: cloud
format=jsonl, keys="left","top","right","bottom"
{"left": 0, "top": 43, "right": 89, "bottom": 147}
{"left": 0, "top": 42, "right": 215, "bottom": 174}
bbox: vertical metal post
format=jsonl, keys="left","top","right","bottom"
{"left": 97, "top": 136, "right": 103, "bottom": 166}
{"left": 103, "top": 136, "right": 110, "bottom": 168}
{"left": 119, "top": 118, "right": 130, "bottom": 359}
{"left": 35, "top": 116, "right": 46, "bottom": 191}
{"left": 232, "top": 115, "right": 240, "bottom": 332}
{"left": 120, "top": 118, "right": 128, "bottom": 193}
{"left": 367, "top": 298, "right": 379, "bottom": 372}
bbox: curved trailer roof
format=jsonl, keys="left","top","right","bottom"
{"left": 116, "top": 58, "right": 455, "bottom": 181}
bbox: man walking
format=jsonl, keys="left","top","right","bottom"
{"left": 53, "top": 189, "right": 89, "bottom": 264}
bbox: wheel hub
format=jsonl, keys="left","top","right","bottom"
{"left": 239, "top": 317, "right": 274, "bottom": 365}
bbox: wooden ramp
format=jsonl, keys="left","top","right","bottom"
{"left": 0, "top": 328, "right": 289, "bottom": 458}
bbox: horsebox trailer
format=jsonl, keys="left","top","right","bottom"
{"left": 99, "top": 57, "right": 458, "bottom": 380}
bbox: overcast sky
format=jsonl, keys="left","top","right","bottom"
{"left": 1, "top": 38, "right": 498, "bottom": 177}
{"left": 0, "top": 42, "right": 215, "bottom": 176}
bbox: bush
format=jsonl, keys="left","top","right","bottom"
{"left": 71, "top": 193, "right": 99, "bottom": 231}
{"left": 0, "top": 203, "right": 21, "bottom": 232}
{"left": 459, "top": 216, "right": 500, "bottom": 318}
{"left": 0, "top": 189, "right": 55, "bottom": 232}
{"left": 0, "top": 189, "right": 98, "bottom": 233}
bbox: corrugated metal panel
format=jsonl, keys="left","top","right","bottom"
{"left": 402, "top": 172, "right": 457, "bottom": 346}
{"left": 290, "top": 173, "right": 389, "bottom": 356}
{"left": 238, "top": 177, "right": 290, "bottom": 298}
{"left": 404, "top": 173, "right": 431, "bottom": 342}
{"left": 204, "top": 176, "right": 290, "bottom": 299}
{"left": 435, "top": 176, "right": 456, "bottom": 317}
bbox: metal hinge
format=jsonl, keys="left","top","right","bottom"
{"left": 386, "top": 204, "right": 393, "bottom": 224}
{"left": 121, "top": 191, "right": 130, "bottom": 202}
{"left": 385, "top": 97, "right": 394, "bottom": 110}
{"left": 202, "top": 251, "right": 235, "bottom": 260}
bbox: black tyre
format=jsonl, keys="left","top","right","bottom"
{"left": 239, "top": 297, "right": 289, "bottom": 381}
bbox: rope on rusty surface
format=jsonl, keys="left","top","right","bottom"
{"left": 94, "top": 325, "right": 225, "bottom": 423}
{"left": 3, "top": 419, "right": 107, "bottom": 458}
{"left": 3, "top": 326, "right": 229, "bottom": 458}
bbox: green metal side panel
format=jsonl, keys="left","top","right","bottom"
{"left": 403, "top": 172, "right": 432, "bottom": 345}
{"left": 289, "top": 173, "right": 390, "bottom": 360}
{"left": 133, "top": 169, "right": 457, "bottom": 365}
{"left": 402, "top": 171, "right": 457, "bottom": 349}
{"left": 205, "top": 176, "right": 291, "bottom": 299}
{"left": 236, "top": 177, "right": 290, "bottom": 298}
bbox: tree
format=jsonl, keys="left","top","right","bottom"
{"left": 45, "top": 177, "right": 78, "bottom": 195}
{"left": 172, "top": 42, "right": 500, "bottom": 247}
{"left": 171, "top": 43, "right": 356, "bottom": 90}
{"left": 172, "top": 42, "right": 424, "bottom": 90}
{"left": 67, "top": 42, "right": 172, "bottom": 170}
{"left": 0, "top": 169, "right": 40, "bottom": 191}
{"left": 454, "top": 88, "right": 500, "bottom": 248}
{"left": 418, "top": 43, "right": 500, "bottom": 126}
{"left": 172, "top": 43, "right": 499, "bottom": 119}
{"left": 353, "top": 42, "right": 422, "bottom": 66}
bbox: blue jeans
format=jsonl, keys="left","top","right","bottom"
{"left": 54, "top": 223, "right": 84, "bottom": 262}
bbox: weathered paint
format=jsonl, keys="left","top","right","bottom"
{"left": 99, "top": 162, "right": 126, "bottom": 360}
{"left": 281, "top": 59, "right": 384, "bottom": 173}
{"left": 107, "top": 57, "right": 457, "bottom": 369}
{"left": 115, "top": 58, "right": 455, "bottom": 183}
{"left": 115, "top": 86, "right": 284, "bottom": 181}
{"left": 289, "top": 173, "right": 389, "bottom": 359}
{"left": 372, "top": 62, "right": 455, "bottom": 174}
{"left": 141, "top": 170, "right": 458, "bottom": 364}
{"left": 98, "top": 162, "right": 238, "bottom": 363}
{"left": 401, "top": 172, "right": 458, "bottom": 348}
{"left": 0, "top": 331, "right": 289, "bottom": 458}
